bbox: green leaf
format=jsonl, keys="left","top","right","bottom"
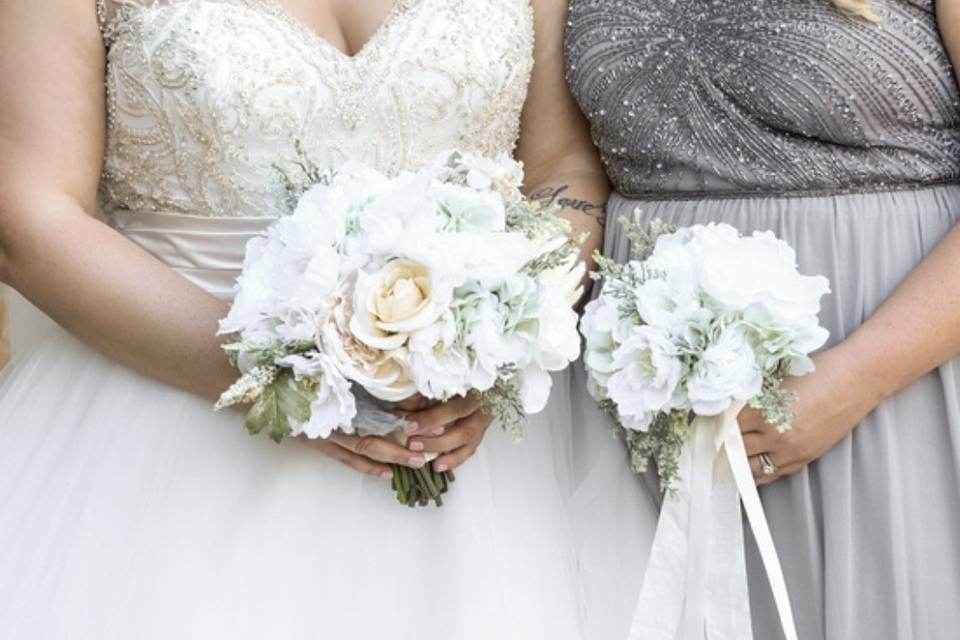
{"left": 244, "top": 371, "right": 312, "bottom": 443}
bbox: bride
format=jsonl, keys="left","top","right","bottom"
{"left": 0, "top": 0, "right": 618, "bottom": 637}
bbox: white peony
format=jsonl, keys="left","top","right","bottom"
{"left": 633, "top": 276, "right": 704, "bottom": 337}
{"left": 605, "top": 324, "right": 684, "bottom": 431}
{"left": 741, "top": 304, "right": 829, "bottom": 376}
{"left": 350, "top": 259, "right": 452, "bottom": 351}
{"left": 580, "top": 295, "right": 621, "bottom": 401}
{"left": 518, "top": 363, "right": 553, "bottom": 414}
{"left": 356, "top": 171, "right": 444, "bottom": 254}
{"left": 463, "top": 275, "right": 544, "bottom": 395}
{"left": 694, "top": 225, "right": 830, "bottom": 323}
{"left": 686, "top": 324, "right": 764, "bottom": 416}
{"left": 407, "top": 312, "right": 473, "bottom": 400}
{"left": 532, "top": 260, "right": 584, "bottom": 371}
{"left": 278, "top": 352, "right": 357, "bottom": 439}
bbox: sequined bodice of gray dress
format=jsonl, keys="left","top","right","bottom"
{"left": 565, "top": 1, "right": 960, "bottom": 639}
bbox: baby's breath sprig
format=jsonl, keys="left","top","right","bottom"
{"left": 616, "top": 408, "right": 692, "bottom": 496}
{"left": 274, "top": 140, "right": 335, "bottom": 211}
{"left": 477, "top": 378, "right": 526, "bottom": 442}
{"left": 621, "top": 211, "right": 677, "bottom": 261}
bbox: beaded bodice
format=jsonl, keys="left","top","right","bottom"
{"left": 564, "top": 0, "right": 960, "bottom": 197}
{"left": 96, "top": 0, "right": 534, "bottom": 218}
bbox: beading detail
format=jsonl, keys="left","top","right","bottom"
{"left": 564, "top": 0, "right": 960, "bottom": 197}
{"left": 97, "top": 0, "right": 535, "bottom": 219}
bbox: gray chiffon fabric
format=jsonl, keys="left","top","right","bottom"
{"left": 565, "top": 1, "right": 960, "bottom": 639}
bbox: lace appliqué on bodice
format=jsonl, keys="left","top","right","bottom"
{"left": 97, "top": 0, "right": 534, "bottom": 218}
{"left": 565, "top": 0, "right": 960, "bottom": 197}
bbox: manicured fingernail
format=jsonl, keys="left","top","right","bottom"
{"left": 408, "top": 441, "right": 425, "bottom": 452}
{"left": 435, "top": 463, "right": 448, "bottom": 472}
{"left": 430, "top": 427, "right": 444, "bottom": 436}
{"left": 404, "top": 422, "right": 419, "bottom": 434}
{"left": 408, "top": 456, "right": 426, "bottom": 468}
{"left": 380, "top": 471, "right": 394, "bottom": 480}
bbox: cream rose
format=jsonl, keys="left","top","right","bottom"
{"left": 350, "top": 259, "right": 447, "bottom": 351}
{"left": 324, "top": 303, "right": 418, "bottom": 404}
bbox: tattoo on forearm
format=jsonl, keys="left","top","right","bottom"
{"left": 530, "top": 185, "right": 606, "bottom": 227}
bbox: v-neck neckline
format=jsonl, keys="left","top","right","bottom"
{"left": 261, "top": 0, "right": 407, "bottom": 62}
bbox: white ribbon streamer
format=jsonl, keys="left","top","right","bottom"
{"left": 628, "top": 402, "right": 799, "bottom": 640}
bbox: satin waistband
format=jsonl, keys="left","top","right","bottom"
{"left": 109, "top": 210, "right": 274, "bottom": 301}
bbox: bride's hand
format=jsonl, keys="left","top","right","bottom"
{"left": 301, "top": 433, "right": 430, "bottom": 480}
{"left": 403, "top": 395, "right": 493, "bottom": 472}
{"left": 738, "top": 345, "right": 881, "bottom": 486}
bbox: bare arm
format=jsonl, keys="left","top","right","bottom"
{"left": 0, "top": 0, "right": 235, "bottom": 400}
{"left": 517, "top": 0, "right": 610, "bottom": 281}
{"left": 833, "top": 1, "right": 960, "bottom": 405}
{"left": 739, "top": 3, "right": 960, "bottom": 482}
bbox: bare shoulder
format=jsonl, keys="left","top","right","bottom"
{"left": 526, "top": 0, "right": 567, "bottom": 25}
{"left": 0, "top": 0, "right": 106, "bottom": 216}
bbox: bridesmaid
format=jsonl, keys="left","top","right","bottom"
{"left": 566, "top": 1, "right": 960, "bottom": 638}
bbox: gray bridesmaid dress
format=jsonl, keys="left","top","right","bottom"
{"left": 565, "top": 1, "right": 960, "bottom": 638}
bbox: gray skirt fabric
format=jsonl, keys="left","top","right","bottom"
{"left": 602, "top": 185, "right": 960, "bottom": 640}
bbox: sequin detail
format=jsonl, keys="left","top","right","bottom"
{"left": 96, "top": 0, "right": 535, "bottom": 218}
{"left": 564, "top": 0, "right": 960, "bottom": 197}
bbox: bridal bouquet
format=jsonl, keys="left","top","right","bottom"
{"left": 216, "top": 151, "right": 584, "bottom": 507}
{"left": 581, "top": 216, "right": 829, "bottom": 640}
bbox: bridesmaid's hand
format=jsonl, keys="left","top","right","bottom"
{"left": 738, "top": 345, "right": 882, "bottom": 486}
{"left": 403, "top": 395, "right": 493, "bottom": 472}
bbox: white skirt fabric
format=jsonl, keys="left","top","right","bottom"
{"left": 0, "top": 285, "right": 56, "bottom": 373}
{"left": 0, "top": 213, "right": 588, "bottom": 640}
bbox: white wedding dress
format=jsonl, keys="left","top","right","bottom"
{"left": 0, "top": 1, "right": 588, "bottom": 637}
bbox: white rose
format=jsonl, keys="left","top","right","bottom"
{"left": 350, "top": 259, "right": 450, "bottom": 351}
{"left": 687, "top": 324, "right": 763, "bottom": 416}
{"left": 605, "top": 324, "right": 683, "bottom": 431}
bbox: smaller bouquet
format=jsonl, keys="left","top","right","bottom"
{"left": 581, "top": 215, "right": 829, "bottom": 640}
{"left": 216, "top": 151, "right": 584, "bottom": 507}
{"left": 581, "top": 216, "right": 830, "bottom": 491}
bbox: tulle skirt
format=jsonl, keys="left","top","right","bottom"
{"left": 0, "top": 325, "right": 586, "bottom": 639}
{"left": 0, "top": 286, "right": 56, "bottom": 373}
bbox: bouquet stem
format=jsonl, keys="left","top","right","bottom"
{"left": 391, "top": 463, "right": 456, "bottom": 508}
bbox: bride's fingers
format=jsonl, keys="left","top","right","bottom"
{"left": 328, "top": 433, "right": 428, "bottom": 469}
{"left": 310, "top": 439, "right": 394, "bottom": 479}
{"left": 406, "top": 395, "right": 480, "bottom": 434}
{"left": 406, "top": 422, "right": 473, "bottom": 455}
{"left": 394, "top": 394, "right": 434, "bottom": 413}
{"left": 431, "top": 412, "right": 492, "bottom": 472}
